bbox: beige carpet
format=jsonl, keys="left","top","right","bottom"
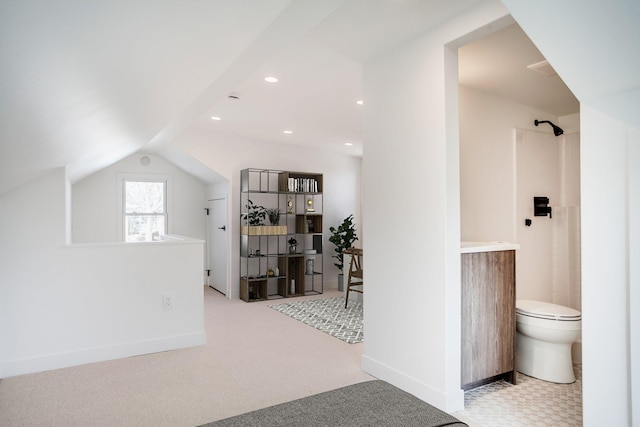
{"left": 0, "top": 287, "right": 373, "bottom": 427}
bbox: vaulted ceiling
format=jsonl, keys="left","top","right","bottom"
{"left": 1, "top": 0, "right": 635, "bottom": 196}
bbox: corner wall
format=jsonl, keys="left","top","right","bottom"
{"left": 580, "top": 105, "right": 634, "bottom": 426}
{"left": 361, "top": 2, "right": 510, "bottom": 412}
{"left": 0, "top": 169, "right": 205, "bottom": 378}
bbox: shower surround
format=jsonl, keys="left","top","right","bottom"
{"left": 515, "top": 129, "right": 581, "bottom": 312}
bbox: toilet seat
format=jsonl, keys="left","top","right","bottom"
{"left": 516, "top": 299, "right": 581, "bottom": 321}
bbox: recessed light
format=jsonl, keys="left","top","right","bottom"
{"left": 283, "top": 130, "right": 293, "bottom": 134}
{"left": 265, "top": 76, "right": 278, "bottom": 83}
{"left": 345, "top": 142, "right": 354, "bottom": 146}
{"left": 211, "top": 116, "right": 221, "bottom": 121}
{"left": 356, "top": 100, "right": 364, "bottom": 105}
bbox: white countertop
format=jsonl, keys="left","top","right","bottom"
{"left": 461, "top": 241, "right": 520, "bottom": 253}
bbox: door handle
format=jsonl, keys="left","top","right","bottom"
{"left": 218, "top": 225, "right": 226, "bottom": 231}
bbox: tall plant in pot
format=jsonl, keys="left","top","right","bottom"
{"left": 329, "top": 214, "right": 358, "bottom": 291}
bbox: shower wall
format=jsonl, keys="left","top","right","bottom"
{"left": 515, "top": 129, "right": 581, "bottom": 310}
{"left": 459, "top": 86, "right": 581, "bottom": 310}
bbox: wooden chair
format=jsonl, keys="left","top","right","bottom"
{"left": 344, "top": 248, "right": 363, "bottom": 308}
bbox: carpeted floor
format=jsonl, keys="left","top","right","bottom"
{"left": 269, "top": 296, "right": 364, "bottom": 344}
{"left": 200, "top": 380, "right": 467, "bottom": 427}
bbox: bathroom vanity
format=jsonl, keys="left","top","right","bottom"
{"left": 461, "top": 241, "right": 519, "bottom": 390}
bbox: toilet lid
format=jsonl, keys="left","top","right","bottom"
{"left": 516, "top": 299, "right": 581, "bottom": 321}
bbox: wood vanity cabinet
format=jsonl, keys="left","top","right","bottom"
{"left": 461, "top": 250, "right": 516, "bottom": 390}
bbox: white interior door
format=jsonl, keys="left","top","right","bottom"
{"left": 207, "top": 197, "right": 228, "bottom": 295}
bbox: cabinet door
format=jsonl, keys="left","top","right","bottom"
{"left": 493, "top": 250, "right": 515, "bottom": 378}
{"left": 461, "top": 250, "right": 515, "bottom": 387}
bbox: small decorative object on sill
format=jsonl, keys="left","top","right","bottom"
{"left": 304, "top": 249, "right": 316, "bottom": 275}
{"left": 290, "top": 279, "right": 295, "bottom": 294}
{"left": 267, "top": 268, "right": 274, "bottom": 277}
{"left": 288, "top": 237, "right": 297, "bottom": 254}
{"left": 275, "top": 267, "right": 280, "bottom": 276}
{"left": 305, "top": 197, "right": 315, "bottom": 212}
{"left": 287, "top": 196, "right": 294, "bottom": 214}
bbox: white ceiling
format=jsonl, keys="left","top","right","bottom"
{"left": 0, "top": 0, "right": 580, "bottom": 195}
{"left": 459, "top": 23, "right": 578, "bottom": 117}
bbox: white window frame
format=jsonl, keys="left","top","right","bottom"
{"left": 117, "top": 173, "right": 172, "bottom": 242}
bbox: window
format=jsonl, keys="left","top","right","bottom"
{"left": 123, "top": 179, "right": 167, "bottom": 242}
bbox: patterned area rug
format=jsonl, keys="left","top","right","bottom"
{"left": 269, "top": 296, "right": 363, "bottom": 344}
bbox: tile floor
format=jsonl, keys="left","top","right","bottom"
{"left": 454, "top": 366, "right": 582, "bottom": 427}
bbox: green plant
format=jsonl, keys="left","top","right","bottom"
{"left": 328, "top": 214, "right": 358, "bottom": 270}
{"left": 266, "top": 207, "right": 281, "bottom": 225}
{"left": 288, "top": 237, "right": 297, "bottom": 245}
{"left": 244, "top": 199, "right": 267, "bottom": 226}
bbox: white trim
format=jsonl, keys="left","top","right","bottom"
{"left": 361, "top": 354, "right": 464, "bottom": 413}
{"left": 0, "top": 331, "right": 205, "bottom": 379}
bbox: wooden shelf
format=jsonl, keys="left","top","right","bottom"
{"left": 241, "top": 225, "right": 288, "bottom": 235}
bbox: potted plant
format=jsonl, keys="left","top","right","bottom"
{"left": 266, "top": 207, "right": 281, "bottom": 225}
{"left": 288, "top": 237, "right": 298, "bottom": 254}
{"left": 329, "top": 214, "right": 358, "bottom": 291}
{"left": 244, "top": 199, "right": 267, "bottom": 226}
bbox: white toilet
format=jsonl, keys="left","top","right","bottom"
{"left": 515, "top": 299, "right": 581, "bottom": 383}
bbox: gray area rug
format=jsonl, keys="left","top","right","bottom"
{"left": 269, "top": 296, "right": 363, "bottom": 344}
{"left": 200, "top": 380, "right": 467, "bottom": 427}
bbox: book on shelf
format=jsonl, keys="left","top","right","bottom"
{"left": 287, "top": 177, "right": 319, "bottom": 193}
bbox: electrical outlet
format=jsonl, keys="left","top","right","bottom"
{"left": 162, "top": 293, "right": 174, "bottom": 311}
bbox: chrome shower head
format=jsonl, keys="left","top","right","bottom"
{"left": 534, "top": 119, "right": 564, "bottom": 136}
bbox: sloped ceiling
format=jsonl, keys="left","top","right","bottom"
{"left": 1, "top": 0, "right": 488, "bottom": 195}
{"left": 1, "top": 0, "right": 636, "bottom": 196}
{"left": 459, "top": 23, "right": 579, "bottom": 116}
{"left": 501, "top": 0, "right": 640, "bottom": 127}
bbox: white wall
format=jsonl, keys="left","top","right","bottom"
{"left": 459, "top": 85, "right": 562, "bottom": 242}
{"left": 581, "top": 105, "right": 634, "bottom": 426}
{"left": 173, "top": 129, "right": 362, "bottom": 298}
{"left": 0, "top": 169, "right": 205, "bottom": 378}
{"left": 361, "top": 1, "right": 511, "bottom": 412}
{"left": 630, "top": 128, "right": 640, "bottom": 426}
{"left": 73, "top": 153, "right": 207, "bottom": 243}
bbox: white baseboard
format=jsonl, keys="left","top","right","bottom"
{"left": 0, "top": 331, "right": 206, "bottom": 379}
{"left": 361, "top": 354, "right": 464, "bottom": 413}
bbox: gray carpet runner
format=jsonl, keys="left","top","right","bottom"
{"left": 200, "top": 380, "right": 468, "bottom": 427}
